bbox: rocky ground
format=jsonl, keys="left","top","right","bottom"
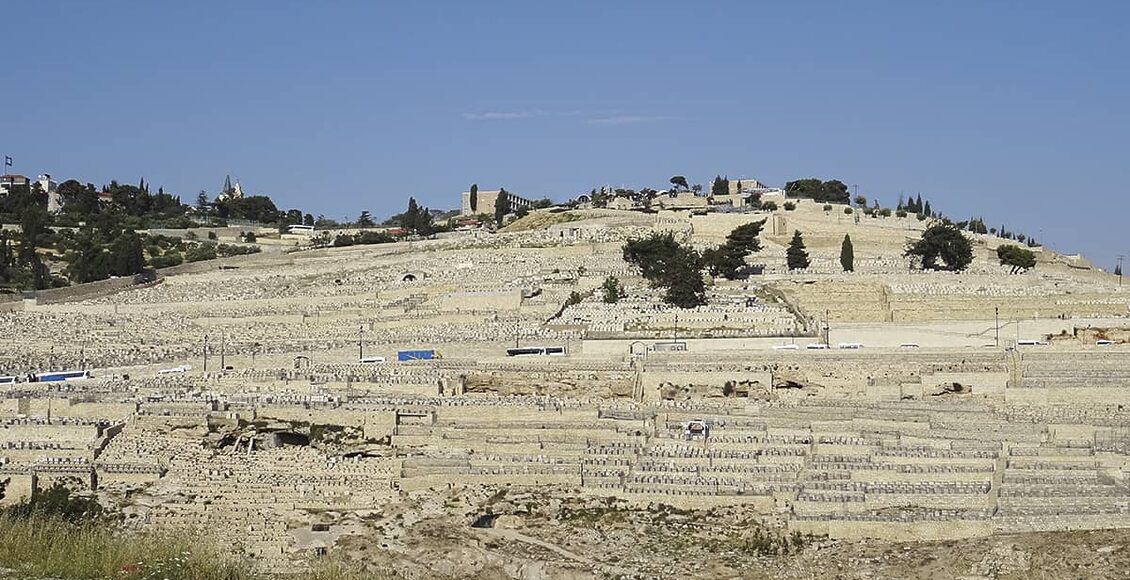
{"left": 306, "top": 485, "right": 1130, "bottom": 580}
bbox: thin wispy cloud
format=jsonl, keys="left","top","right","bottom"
{"left": 462, "top": 111, "right": 536, "bottom": 120}
{"left": 585, "top": 115, "right": 680, "bottom": 125}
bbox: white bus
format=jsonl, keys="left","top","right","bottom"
{"left": 837, "top": 342, "right": 864, "bottom": 349}
{"left": 1017, "top": 339, "right": 1048, "bottom": 346}
{"left": 288, "top": 224, "right": 315, "bottom": 235}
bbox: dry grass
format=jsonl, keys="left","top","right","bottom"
{"left": 0, "top": 513, "right": 396, "bottom": 580}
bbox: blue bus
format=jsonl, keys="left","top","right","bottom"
{"left": 33, "top": 370, "right": 92, "bottom": 382}
{"left": 0, "top": 376, "right": 17, "bottom": 385}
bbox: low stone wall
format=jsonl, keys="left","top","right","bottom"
{"left": 157, "top": 253, "right": 295, "bottom": 277}
{"left": 34, "top": 276, "right": 162, "bottom": 305}
{"left": 0, "top": 293, "right": 23, "bottom": 312}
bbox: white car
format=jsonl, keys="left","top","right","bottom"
{"left": 772, "top": 344, "right": 800, "bottom": 351}
{"left": 805, "top": 343, "right": 831, "bottom": 350}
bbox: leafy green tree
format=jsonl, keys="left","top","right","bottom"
{"left": 997, "top": 244, "right": 1036, "bottom": 273}
{"left": 669, "top": 175, "right": 689, "bottom": 191}
{"left": 357, "top": 211, "right": 375, "bottom": 227}
{"left": 303, "top": 213, "right": 315, "bottom": 226}
{"left": 785, "top": 178, "right": 850, "bottom": 203}
{"left": 214, "top": 195, "right": 279, "bottom": 223}
{"left": 704, "top": 219, "right": 765, "bottom": 279}
{"left": 623, "top": 232, "right": 706, "bottom": 308}
{"left": 786, "top": 231, "right": 810, "bottom": 270}
{"left": 663, "top": 259, "right": 706, "bottom": 308}
{"left": 840, "top": 234, "right": 854, "bottom": 272}
{"left": 906, "top": 223, "right": 973, "bottom": 271}
{"left": 601, "top": 276, "right": 623, "bottom": 303}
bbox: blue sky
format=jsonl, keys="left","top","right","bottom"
{"left": 4, "top": 1, "right": 1128, "bottom": 268}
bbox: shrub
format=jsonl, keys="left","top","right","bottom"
{"left": 149, "top": 253, "right": 183, "bottom": 269}
{"left": 761, "top": 201, "right": 778, "bottom": 211}
{"left": 896, "top": 209, "right": 908, "bottom": 218}
{"left": 878, "top": 208, "right": 892, "bottom": 217}
{"left": 916, "top": 213, "right": 927, "bottom": 221}
{"left": 844, "top": 207, "right": 853, "bottom": 215}
{"left": 184, "top": 244, "right": 217, "bottom": 263}
{"left": 207, "top": 231, "right": 217, "bottom": 240}
{"left": 783, "top": 201, "right": 796, "bottom": 211}
{"left": 822, "top": 204, "right": 832, "bottom": 212}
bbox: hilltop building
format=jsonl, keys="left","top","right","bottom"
{"left": 217, "top": 175, "right": 244, "bottom": 202}
{"left": 0, "top": 174, "right": 29, "bottom": 195}
{"left": 1, "top": 173, "right": 61, "bottom": 213}
{"left": 461, "top": 188, "right": 533, "bottom": 216}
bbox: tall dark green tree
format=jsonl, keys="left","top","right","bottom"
{"left": 710, "top": 175, "right": 729, "bottom": 196}
{"left": 357, "top": 211, "right": 375, "bottom": 227}
{"left": 494, "top": 189, "right": 511, "bottom": 226}
{"left": 840, "top": 234, "right": 854, "bottom": 272}
{"left": 469, "top": 184, "right": 479, "bottom": 213}
{"left": 906, "top": 223, "right": 973, "bottom": 271}
{"left": 786, "top": 230, "right": 810, "bottom": 271}
{"left": 601, "top": 276, "right": 623, "bottom": 303}
{"left": 108, "top": 230, "right": 146, "bottom": 277}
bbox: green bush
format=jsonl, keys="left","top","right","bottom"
{"left": 150, "top": 253, "right": 183, "bottom": 268}
{"left": 761, "top": 201, "right": 778, "bottom": 211}
{"left": 783, "top": 201, "right": 796, "bottom": 211}
{"left": 822, "top": 204, "right": 832, "bottom": 212}
{"left": 843, "top": 207, "right": 853, "bottom": 215}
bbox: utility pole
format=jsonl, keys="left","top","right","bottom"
{"left": 220, "top": 331, "right": 226, "bottom": 371}
{"left": 203, "top": 334, "right": 208, "bottom": 373}
{"left": 995, "top": 306, "right": 1000, "bottom": 348}
{"left": 358, "top": 326, "right": 364, "bottom": 361}
{"left": 1118, "top": 255, "right": 1125, "bottom": 287}
{"left": 825, "top": 308, "right": 831, "bottom": 345}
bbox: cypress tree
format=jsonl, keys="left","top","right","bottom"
{"left": 840, "top": 234, "right": 854, "bottom": 272}
{"left": 786, "top": 230, "right": 810, "bottom": 271}
{"left": 469, "top": 184, "right": 478, "bottom": 212}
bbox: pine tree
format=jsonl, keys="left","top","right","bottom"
{"left": 786, "top": 230, "right": 810, "bottom": 271}
{"left": 840, "top": 234, "right": 854, "bottom": 272}
{"left": 924, "top": 200, "right": 932, "bottom": 217}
